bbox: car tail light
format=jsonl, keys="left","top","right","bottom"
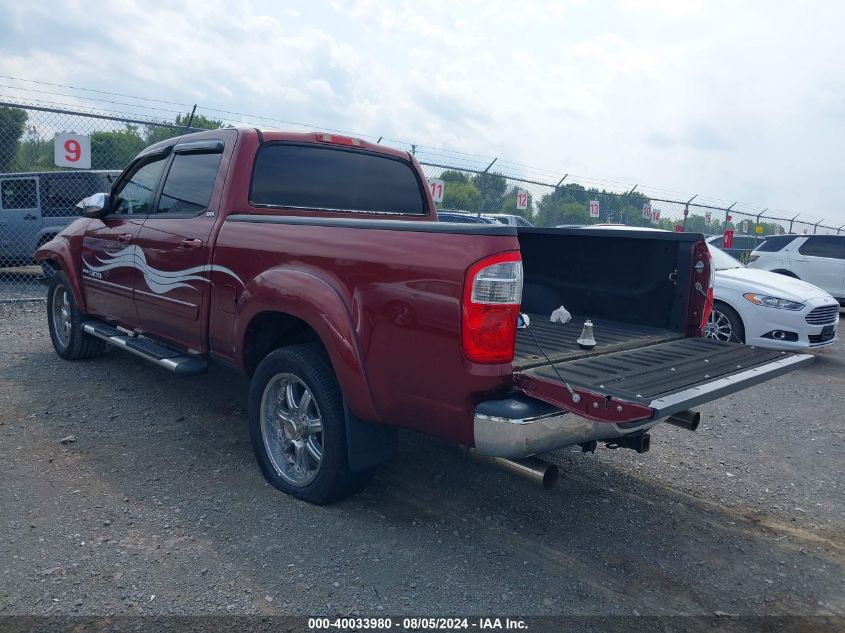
{"left": 462, "top": 252, "right": 523, "bottom": 363}
{"left": 316, "top": 133, "right": 362, "bottom": 147}
{"left": 688, "top": 240, "right": 714, "bottom": 337}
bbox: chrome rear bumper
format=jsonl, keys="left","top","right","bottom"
{"left": 473, "top": 394, "right": 656, "bottom": 459}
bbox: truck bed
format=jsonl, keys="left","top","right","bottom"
{"left": 514, "top": 313, "right": 681, "bottom": 371}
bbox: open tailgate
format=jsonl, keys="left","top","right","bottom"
{"left": 514, "top": 338, "right": 813, "bottom": 422}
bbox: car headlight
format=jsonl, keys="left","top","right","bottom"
{"left": 743, "top": 293, "right": 805, "bottom": 310}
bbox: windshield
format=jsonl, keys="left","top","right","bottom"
{"left": 707, "top": 244, "right": 743, "bottom": 270}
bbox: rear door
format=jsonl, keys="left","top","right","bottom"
{"left": 81, "top": 154, "right": 169, "bottom": 325}
{"left": 792, "top": 236, "right": 845, "bottom": 297}
{"left": 132, "top": 138, "right": 227, "bottom": 351}
{"left": 514, "top": 338, "right": 813, "bottom": 423}
{"left": 0, "top": 176, "right": 40, "bottom": 261}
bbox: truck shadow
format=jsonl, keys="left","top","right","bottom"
{"left": 7, "top": 346, "right": 845, "bottom": 615}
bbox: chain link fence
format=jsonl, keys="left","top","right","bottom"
{"left": 2, "top": 98, "right": 843, "bottom": 300}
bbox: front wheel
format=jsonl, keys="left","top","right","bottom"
{"left": 705, "top": 301, "right": 745, "bottom": 344}
{"left": 248, "top": 344, "right": 374, "bottom": 504}
{"left": 46, "top": 271, "right": 107, "bottom": 360}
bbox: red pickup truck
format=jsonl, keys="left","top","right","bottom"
{"left": 36, "top": 128, "right": 813, "bottom": 503}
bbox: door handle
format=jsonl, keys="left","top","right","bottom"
{"left": 117, "top": 233, "right": 133, "bottom": 244}
{"left": 23, "top": 213, "right": 37, "bottom": 221}
{"left": 180, "top": 238, "right": 203, "bottom": 250}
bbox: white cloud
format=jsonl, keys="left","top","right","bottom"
{"left": 0, "top": 0, "right": 843, "bottom": 223}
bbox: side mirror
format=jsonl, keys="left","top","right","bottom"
{"left": 77, "top": 192, "right": 110, "bottom": 218}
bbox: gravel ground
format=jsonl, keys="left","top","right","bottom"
{"left": 0, "top": 300, "right": 843, "bottom": 617}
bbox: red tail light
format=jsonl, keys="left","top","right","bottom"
{"left": 316, "top": 133, "right": 362, "bottom": 146}
{"left": 688, "top": 240, "right": 714, "bottom": 337}
{"left": 462, "top": 251, "right": 523, "bottom": 363}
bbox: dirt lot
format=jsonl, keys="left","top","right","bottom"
{"left": 1, "top": 300, "right": 843, "bottom": 617}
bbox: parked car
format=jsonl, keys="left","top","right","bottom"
{"left": 747, "top": 234, "right": 845, "bottom": 307}
{"left": 579, "top": 225, "right": 839, "bottom": 350}
{"left": 437, "top": 210, "right": 495, "bottom": 224}
{"left": 705, "top": 245, "right": 839, "bottom": 349}
{"left": 482, "top": 213, "right": 534, "bottom": 227}
{"left": 0, "top": 170, "right": 119, "bottom": 265}
{"left": 706, "top": 234, "right": 764, "bottom": 262}
{"left": 36, "top": 129, "right": 812, "bottom": 504}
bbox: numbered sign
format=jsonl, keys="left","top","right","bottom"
{"left": 674, "top": 224, "right": 684, "bottom": 233}
{"left": 589, "top": 200, "right": 600, "bottom": 218}
{"left": 652, "top": 209, "right": 661, "bottom": 223}
{"left": 516, "top": 190, "right": 528, "bottom": 210}
{"left": 704, "top": 212, "right": 712, "bottom": 225}
{"left": 742, "top": 220, "right": 749, "bottom": 234}
{"left": 723, "top": 229, "right": 734, "bottom": 249}
{"left": 642, "top": 204, "right": 652, "bottom": 220}
{"left": 726, "top": 214, "right": 732, "bottom": 223}
{"left": 54, "top": 133, "right": 91, "bottom": 169}
{"left": 428, "top": 178, "right": 444, "bottom": 204}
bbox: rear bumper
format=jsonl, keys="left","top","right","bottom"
{"left": 473, "top": 394, "right": 656, "bottom": 459}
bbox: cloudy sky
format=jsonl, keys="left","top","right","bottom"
{"left": 1, "top": 0, "right": 843, "bottom": 224}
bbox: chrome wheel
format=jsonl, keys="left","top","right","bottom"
{"left": 259, "top": 373, "right": 323, "bottom": 487}
{"left": 705, "top": 308, "right": 733, "bottom": 342}
{"left": 51, "top": 284, "right": 72, "bottom": 348}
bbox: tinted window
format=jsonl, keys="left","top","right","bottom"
{"left": 0, "top": 178, "right": 37, "bottom": 209}
{"left": 42, "top": 175, "right": 94, "bottom": 216}
{"left": 155, "top": 152, "right": 222, "bottom": 215}
{"left": 709, "top": 236, "right": 724, "bottom": 247}
{"left": 756, "top": 235, "right": 799, "bottom": 252}
{"left": 798, "top": 236, "right": 845, "bottom": 259}
{"left": 251, "top": 145, "right": 425, "bottom": 215}
{"left": 111, "top": 157, "right": 168, "bottom": 215}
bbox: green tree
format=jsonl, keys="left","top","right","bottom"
{"left": 90, "top": 125, "right": 147, "bottom": 170}
{"left": 472, "top": 172, "right": 507, "bottom": 212}
{"left": 145, "top": 112, "right": 224, "bottom": 145}
{"left": 14, "top": 125, "right": 55, "bottom": 171}
{"left": 0, "top": 106, "right": 27, "bottom": 171}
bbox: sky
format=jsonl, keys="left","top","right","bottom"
{"left": 1, "top": 0, "right": 843, "bottom": 225}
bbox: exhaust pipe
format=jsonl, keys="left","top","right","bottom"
{"left": 666, "top": 409, "right": 700, "bottom": 432}
{"left": 469, "top": 449, "right": 560, "bottom": 489}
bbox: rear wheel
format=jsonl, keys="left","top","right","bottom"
{"left": 248, "top": 344, "right": 374, "bottom": 504}
{"left": 705, "top": 301, "right": 745, "bottom": 344}
{"left": 46, "top": 271, "right": 107, "bottom": 360}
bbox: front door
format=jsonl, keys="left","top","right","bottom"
{"left": 0, "top": 176, "right": 40, "bottom": 262}
{"left": 80, "top": 155, "right": 168, "bottom": 326}
{"left": 133, "top": 145, "right": 225, "bottom": 352}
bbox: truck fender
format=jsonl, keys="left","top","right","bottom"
{"left": 34, "top": 233, "right": 87, "bottom": 312}
{"left": 234, "top": 267, "right": 381, "bottom": 423}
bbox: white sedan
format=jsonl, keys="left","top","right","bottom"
{"left": 706, "top": 245, "right": 839, "bottom": 350}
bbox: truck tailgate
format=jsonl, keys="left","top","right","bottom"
{"left": 514, "top": 338, "right": 813, "bottom": 420}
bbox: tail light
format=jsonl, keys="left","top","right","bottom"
{"left": 316, "top": 133, "right": 362, "bottom": 147}
{"left": 462, "top": 252, "right": 523, "bottom": 363}
{"left": 687, "top": 240, "right": 714, "bottom": 337}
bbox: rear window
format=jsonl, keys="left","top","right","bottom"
{"left": 755, "top": 235, "right": 799, "bottom": 252}
{"left": 42, "top": 175, "right": 94, "bottom": 216}
{"left": 798, "top": 236, "right": 845, "bottom": 260}
{"left": 251, "top": 144, "right": 426, "bottom": 215}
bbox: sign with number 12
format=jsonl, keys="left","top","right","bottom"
{"left": 54, "top": 133, "right": 91, "bottom": 169}
{"left": 516, "top": 190, "right": 528, "bottom": 210}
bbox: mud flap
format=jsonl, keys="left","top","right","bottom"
{"left": 344, "top": 404, "right": 397, "bottom": 472}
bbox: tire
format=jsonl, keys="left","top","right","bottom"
{"left": 248, "top": 344, "right": 374, "bottom": 504}
{"left": 705, "top": 301, "right": 745, "bottom": 344}
{"left": 46, "top": 271, "right": 107, "bottom": 360}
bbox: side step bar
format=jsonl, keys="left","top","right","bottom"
{"left": 82, "top": 321, "right": 208, "bottom": 375}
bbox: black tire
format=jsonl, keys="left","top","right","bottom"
{"left": 706, "top": 300, "right": 745, "bottom": 344}
{"left": 248, "top": 344, "right": 374, "bottom": 504}
{"left": 46, "top": 271, "right": 107, "bottom": 360}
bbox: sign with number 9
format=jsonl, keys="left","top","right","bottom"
{"left": 54, "top": 133, "right": 91, "bottom": 169}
